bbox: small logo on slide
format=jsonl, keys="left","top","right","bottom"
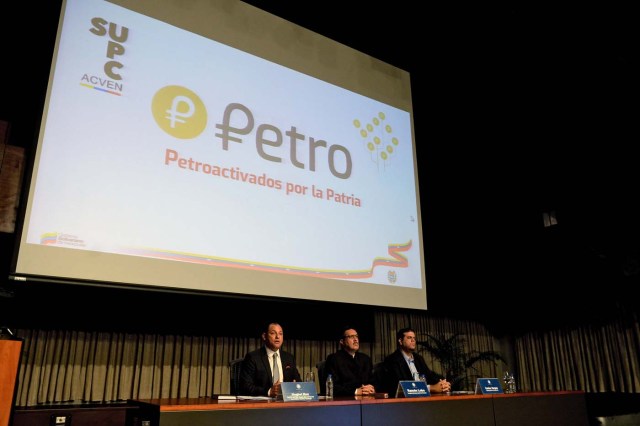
{"left": 387, "top": 270, "right": 397, "bottom": 284}
{"left": 40, "top": 232, "right": 86, "bottom": 248}
{"left": 353, "top": 111, "right": 400, "bottom": 170}
{"left": 152, "top": 86, "right": 207, "bottom": 139}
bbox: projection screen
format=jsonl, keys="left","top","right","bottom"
{"left": 11, "top": 0, "right": 427, "bottom": 309}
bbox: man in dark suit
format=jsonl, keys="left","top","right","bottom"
{"left": 239, "top": 322, "right": 301, "bottom": 396}
{"left": 325, "top": 326, "right": 376, "bottom": 396}
{"left": 381, "top": 327, "right": 451, "bottom": 396}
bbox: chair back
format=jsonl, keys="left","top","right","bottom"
{"left": 316, "top": 360, "right": 327, "bottom": 395}
{"left": 372, "top": 361, "right": 387, "bottom": 394}
{"left": 229, "top": 358, "right": 243, "bottom": 395}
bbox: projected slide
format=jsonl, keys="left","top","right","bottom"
{"left": 16, "top": 0, "right": 425, "bottom": 308}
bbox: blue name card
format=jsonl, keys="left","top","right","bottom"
{"left": 395, "top": 380, "right": 430, "bottom": 398}
{"left": 280, "top": 382, "right": 319, "bottom": 402}
{"left": 475, "top": 378, "right": 504, "bottom": 395}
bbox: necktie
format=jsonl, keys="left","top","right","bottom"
{"left": 408, "top": 358, "right": 419, "bottom": 380}
{"left": 273, "top": 353, "right": 280, "bottom": 383}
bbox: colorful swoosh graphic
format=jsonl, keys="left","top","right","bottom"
{"left": 122, "top": 240, "right": 412, "bottom": 280}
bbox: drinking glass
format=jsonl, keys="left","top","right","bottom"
{"left": 305, "top": 371, "right": 315, "bottom": 383}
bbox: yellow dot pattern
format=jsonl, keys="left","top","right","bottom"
{"left": 353, "top": 111, "right": 400, "bottom": 168}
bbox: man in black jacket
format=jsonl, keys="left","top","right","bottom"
{"left": 381, "top": 327, "right": 451, "bottom": 396}
{"left": 325, "top": 326, "right": 376, "bottom": 396}
{"left": 239, "top": 322, "right": 301, "bottom": 396}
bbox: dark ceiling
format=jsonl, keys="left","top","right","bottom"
{"left": 1, "top": 2, "right": 637, "bottom": 325}
{"left": 237, "top": 3, "right": 639, "bottom": 318}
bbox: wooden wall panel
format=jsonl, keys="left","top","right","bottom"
{"left": 0, "top": 339, "right": 23, "bottom": 426}
{"left": 0, "top": 144, "right": 25, "bottom": 233}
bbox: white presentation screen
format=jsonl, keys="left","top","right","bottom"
{"left": 13, "top": 0, "right": 427, "bottom": 309}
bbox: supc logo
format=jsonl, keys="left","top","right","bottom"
{"left": 80, "top": 17, "right": 129, "bottom": 96}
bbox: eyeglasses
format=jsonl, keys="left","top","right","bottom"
{"left": 343, "top": 334, "right": 359, "bottom": 340}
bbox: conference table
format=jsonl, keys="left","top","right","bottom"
{"left": 131, "top": 391, "right": 589, "bottom": 426}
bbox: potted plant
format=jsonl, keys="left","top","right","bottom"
{"left": 417, "top": 333, "right": 506, "bottom": 391}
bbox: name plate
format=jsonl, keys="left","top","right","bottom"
{"left": 395, "top": 380, "right": 430, "bottom": 398}
{"left": 475, "top": 378, "right": 504, "bottom": 394}
{"left": 281, "top": 382, "right": 319, "bottom": 402}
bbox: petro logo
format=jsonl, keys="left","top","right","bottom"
{"left": 152, "top": 85, "right": 353, "bottom": 179}
{"left": 152, "top": 86, "right": 207, "bottom": 139}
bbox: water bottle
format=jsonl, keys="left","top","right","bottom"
{"left": 503, "top": 371, "right": 511, "bottom": 393}
{"left": 503, "top": 371, "right": 516, "bottom": 394}
{"left": 508, "top": 373, "right": 517, "bottom": 394}
{"left": 326, "top": 374, "right": 334, "bottom": 399}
